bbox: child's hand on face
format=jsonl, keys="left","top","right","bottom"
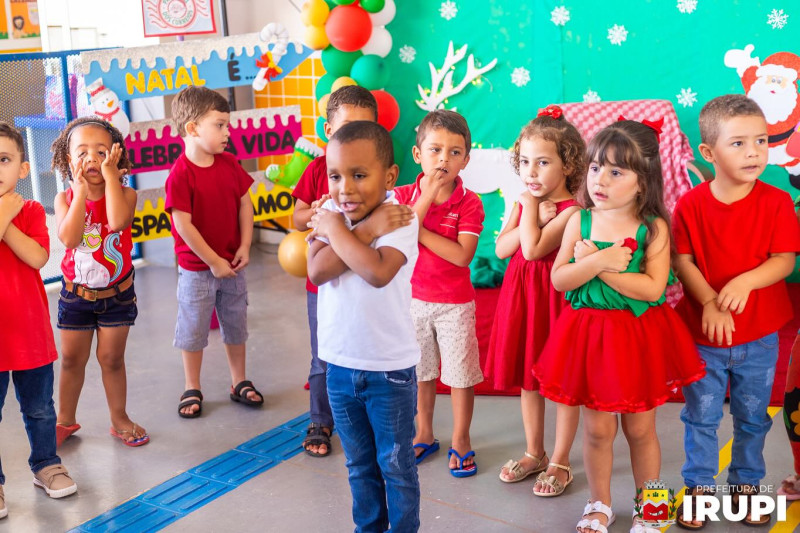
{"left": 231, "top": 244, "right": 250, "bottom": 272}
{"left": 538, "top": 200, "right": 557, "bottom": 227}
{"left": 210, "top": 256, "right": 237, "bottom": 279}
{"left": 717, "top": 277, "right": 752, "bottom": 315}
{"left": 423, "top": 168, "right": 448, "bottom": 195}
{"left": 362, "top": 203, "right": 414, "bottom": 240}
{"left": 0, "top": 191, "right": 24, "bottom": 224}
{"left": 307, "top": 207, "right": 345, "bottom": 241}
{"left": 702, "top": 300, "right": 735, "bottom": 346}
{"left": 100, "top": 143, "right": 128, "bottom": 184}
{"left": 597, "top": 240, "right": 633, "bottom": 272}
{"left": 573, "top": 239, "right": 599, "bottom": 262}
{"left": 70, "top": 162, "right": 89, "bottom": 199}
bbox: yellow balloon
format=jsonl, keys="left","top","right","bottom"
{"left": 304, "top": 25, "right": 329, "bottom": 50}
{"left": 301, "top": 0, "right": 330, "bottom": 26}
{"left": 331, "top": 76, "right": 357, "bottom": 92}
{"left": 278, "top": 230, "right": 311, "bottom": 278}
{"left": 318, "top": 94, "right": 330, "bottom": 119}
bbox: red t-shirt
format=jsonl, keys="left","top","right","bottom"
{"left": 165, "top": 152, "right": 254, "bottom": 271}
{"left": 394, "top": 173, "right": 484, "bottom": 304}
{"left": 0, "top": 200, "right": 58, "bottom": 371}
{"left": 673, "top": 180, "right": 800, "bottom": 346}
{"left": 291, "top": 156, "right": 328, "bottom": 293}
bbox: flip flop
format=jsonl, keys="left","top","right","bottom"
{"left": 448, "top": 448, "right": 477, "bottom": 478}
{"left": 109, "top": 423, "right": 150, "bottom": 447}
{"left": 56, "top": 423, "right": 81, "bottom": 447}
{"left": 413, "top": 439, "right": 439, "bottom": 465}
{"left": 777, "top": 475, "right": 800, "bottom": 501}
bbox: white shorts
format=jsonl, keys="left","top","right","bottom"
{"left": 410, "top": 299, "right": 483, "bottom": 388}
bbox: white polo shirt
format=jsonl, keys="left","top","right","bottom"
{"left": 316, "top": 192, "right": 421, "bottom": 371}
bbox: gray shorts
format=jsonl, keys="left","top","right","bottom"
{"left": 174, "top": 267, "right": 248, "bottom": 351}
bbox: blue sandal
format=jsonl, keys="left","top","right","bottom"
{"left": 448, "top": 448, "right": 477, "bottom": 478}
{"left": 413, "top": 439, "right": 440, "bottom": 465}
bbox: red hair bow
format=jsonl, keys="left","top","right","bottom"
{"left": 538, "top": 104, "right": 563, "bottom": 120}
{"left": 617, "top": 115, "right": 664, "bottom": 143}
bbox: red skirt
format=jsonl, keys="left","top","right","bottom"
{"left": 485, "top": 253, "right": 567, "bottom": 392}
{"left": 533, "top": 304, "right": 705, "bottom": 413}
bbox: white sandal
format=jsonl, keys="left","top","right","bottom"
{"left": 533, "top": 462, "right": 573, "bottom": 497}
{"left": 498, "top": 451, "right": 547, "bottom": 483}
{"left": 576, "top": 500, "right": 615, "bottom": 533}
{"left": 630, "top": 511, "right": 661, "bottom": 533}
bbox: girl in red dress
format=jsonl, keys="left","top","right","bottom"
{"left": 533, "top": 120, "right": 704, "bottom": 533}
{"left": 485, "top": 105, "right": 584, "bottom": 496}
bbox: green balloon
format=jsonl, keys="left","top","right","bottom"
{"left": 321, "top": 46, "right": 363, "bottom": 78}
{"left": 332, "top": 0, "right": 356, "bottom": 4}
{"left": 360, "top": 0, "right": 385, "bottom": 12}
{"left": 350, "top": 54, "right": 390, "bottom": 91}
{"left": 316, "top": 116, "right": 329, "bottom": 143}
{"left": 315, "top": 73, "right": 336, "bottom": 101}
{"left": 323, "top": 0, "right": 336, "bottom": 7}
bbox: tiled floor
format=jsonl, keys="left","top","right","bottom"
{"left": 0, "top": 244, "right": 796, "bottom": 532}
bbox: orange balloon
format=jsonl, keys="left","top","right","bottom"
{"left": 278, "top": 230, "right": 311, "bottom": 278}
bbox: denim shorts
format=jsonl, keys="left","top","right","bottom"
{"left": 173, "top": 267, "right": 248, "bottom": 351}
{"left": 57, "top": 274, "right": 138, "bottom": 330}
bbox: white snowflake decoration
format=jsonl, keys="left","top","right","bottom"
{"left": 607, "top": 24, "right": 628, "bottom": 45}
{"left": 550, "top": 6, "right": 570, "bottom": 26}
{"left": 583, "top": 89, "right": 601, "bottom": 103}
{"left": 676, "top": 87, "right": 698, "bottom": 107}
{"left": 767, "top": 8, "right": 788, "bottom": 29}
{"left": 440, "top": 1, "right": 458, "bottom": 21}
{"left": 677, "top": 0, "right": 698, "bottom": 14}
{"left": 511, "top": 67, "right": 530, "bottom": 87}
{"left": 399, "top": 45, "right": 416, "bottom": 64}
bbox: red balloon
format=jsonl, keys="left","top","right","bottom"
{"left": 371, "top": 90, "right": 400, "bottom": 131}
{"left": 325, "top": 5, "right": 372, "bottom": 52}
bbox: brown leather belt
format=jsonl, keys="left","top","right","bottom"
{"left": 64, "top": 273, "right": 134, "bottom": 302}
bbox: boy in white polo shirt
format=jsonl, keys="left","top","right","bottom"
{"left": 307, "top": 120, "right": 420, "bottom": 532}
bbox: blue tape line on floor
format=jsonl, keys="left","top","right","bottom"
{"left": 70, "top": 412, "right": 321, "bottom": 533}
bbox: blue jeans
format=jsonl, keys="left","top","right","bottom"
{"left": 0, "top": 363, "right": 61, "bottom": 484}
{"left": 681, "top": 333, "right": 779, "bottom": 487}
{"left": 326, "top": 363, "right": 420, "bottom": 533}
{"left": 307, "top": 291, "right": 332, "bottom": 428}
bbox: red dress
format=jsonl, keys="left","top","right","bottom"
{"left": 484, "top": 199, "right": 577, "bottom": 391}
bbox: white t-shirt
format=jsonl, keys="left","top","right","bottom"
{"left": 316, "top": 192, "right": 421, "bottom": 371}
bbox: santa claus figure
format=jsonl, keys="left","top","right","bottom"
{"left": 725, "top": 45, "right": 800, "bottom": 189}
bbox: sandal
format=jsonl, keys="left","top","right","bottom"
{"left": 778, "top": 474, "right": 800, "bottom": 501}
{"left": 303, "top": 423, "right": 332, "bottom": 457}
{"left": 732, "top": 484, "right": 771, "bottom": 527}
{"left": 533, "top": 462, "right": 573, "bottom": 497}
{"left": 413, "top": 439, "right": 440, "bottom": 465}
{"left": 56, "top": 423, "right": 81, "bottom": 447}
{"left": 499, "top": 451, "right": 547, "bottom": 483}
{"left": 230, "top": 380, "right": 264, "bottom": 407}
{"left": 675, "top": 487, "right": 710, "bottom": 530}
{"left": 576, "top": 500, "right": 615, "bottom": 533}
{"left": 448, "top": 448, "right": 477, "bottom": 478}
{"left": 110, "top": 423, "right": 150, "bottom": 447}
{"left": 178, "top": 389, "right": 203, "bottom": 418}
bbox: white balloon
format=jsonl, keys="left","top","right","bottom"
{"left": 361, "top": 27, "right": 392, "bottom": 57}
{"left": 369, "top": 0, "right": 396, "bottom": 27}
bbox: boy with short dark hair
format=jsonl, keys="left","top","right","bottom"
{"left": 166, "top": 86, "right": 263, "bottom": 418}
{"left": 307, "top": 120, "right": 421, "bottom": 532}
{"left": 674, "top": 94, "right": 800, "bottom": 528}
{"left": 0, "top": 122, "right": 77, "bottom": 512}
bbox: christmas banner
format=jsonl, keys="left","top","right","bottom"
{"left": 126, "top": 106, "right": 301, "bottom": 172}
{"left": 142, "top": 0, "right": 217, "bottom": 38}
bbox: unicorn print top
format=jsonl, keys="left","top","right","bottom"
{"left": 61, "top": 188, "right": 133, "bottom": 289}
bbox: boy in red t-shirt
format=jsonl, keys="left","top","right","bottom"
{"left": 394, "top": 110, "right": 485, "bottom": 477}
{"left": 673, "top": 94, "right": 800, "bottom": 528}
{"left": 165, "top": 87, "right": 262, "bottom": 418}
{"left": 292, "top": 86, "right": 413, "bottom": 456}
{"left": 0, "top": 123, "right": 77, "bottom": 512}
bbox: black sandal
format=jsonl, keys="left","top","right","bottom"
{"left": 178, "top": 389, "right": 203, "bottom": 419}
{"left": 676, "top": 487, "right": 711, "bottom": 530}
{"left": 303, "top": 423, "right": 332, "bottom": 457}
{"left": 230, "top": 380, "right": 264, "bottom": 407}
{"left": 732, "top": 485, "right": 772, "bottom": 527}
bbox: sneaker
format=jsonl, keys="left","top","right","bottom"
{"left": 0, "top": 485, "right": 7, "bottom": 519}
{"left": 32, "top": 464, "right": 77, "bottom": 499}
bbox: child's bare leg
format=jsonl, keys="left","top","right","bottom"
{"left": 96, "top": 326, "right": 144, "bottom": 440}
{"left": 621, "top": 409, "right": 660, "bottom": 490}
{"left": 180, "top": 349, "right": 203, "bottom": 416}
{"left": 501, "top": 389, "right": 546, "bottom": 480}
{"left": 225, "top": 343, "right": 260, "bottom": 402}
{"left": 535, "top": 403, "right": 579, "bottom": 493}
{"left": 449, "top": 386, "right": 475, "bottom": 468}
{"left": 413, "top": 379, "right": 437, "bottom": 455}
{"left": 57, "top": 329, "right": 94, "bottom": 425}
{"left": 579, "top": 408, "right": 617, "bottom": 533}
